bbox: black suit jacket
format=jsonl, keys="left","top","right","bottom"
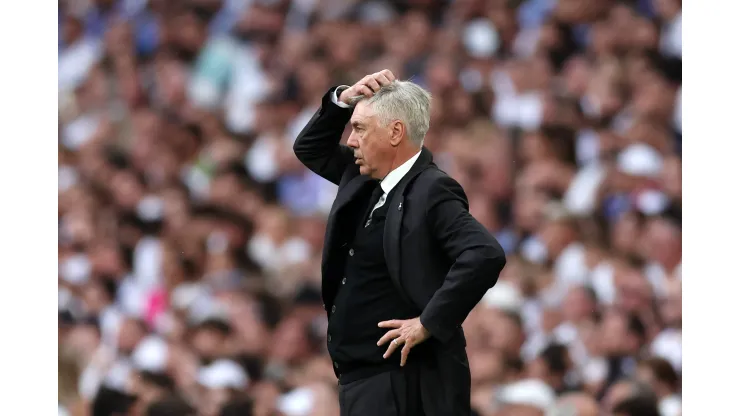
{"left": 293, "top": 88, "right": 506, "bottom": 415}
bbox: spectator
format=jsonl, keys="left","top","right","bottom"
{"left": 146, "top": 395, "right": 197, "bottom": 416}
{"left": 635, "top": 357, "right": 681, "bottom": 416}
{"left": 612, "top": 395, "right": 661, "bottom": 416}
{"left": 553, "top": 392, "right": 600, "bottom": 416}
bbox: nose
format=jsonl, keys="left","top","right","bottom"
{"left": 347, "top": 133, "right": 359, "bottom": 149}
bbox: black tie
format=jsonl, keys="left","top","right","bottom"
{"left": 364, "top": 182, "right": 385, "bottom": 226}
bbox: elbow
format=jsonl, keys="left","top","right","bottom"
{"left": 481, "top": 245, "right": 506, "bottom": 287}
{"left": 292, "top": 136, "right": 304, "bottom": 158}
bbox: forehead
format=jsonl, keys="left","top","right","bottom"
{"left": 350, "top": 101, "right": 378, "bottom": 125}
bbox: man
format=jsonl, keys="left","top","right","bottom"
{"left": 293, "top": 69, "right": 506, "bottom": 415}
{"left": 611, "top": 395, "right": 661, "bottom": 416}
{"left": 635, "top": 357, "right": 681, "bottom": 416}
{"left": 554, "top": 392, "right": 600, "bottom": 416}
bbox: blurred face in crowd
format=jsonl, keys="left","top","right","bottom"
{"left": 162, "top": 186, "right": 190, "bottom": 232}
{"left": 269, "top": 315, "right": 313, "bottom": 364}
{"left": 653, "top": 0, "right": 682, "bottom": 20}
{"left": 602, "top": 380, "right": 636, "bottom": 412}
{"left": 348, "top": 100, "right": 409, "bottom": 180}
{"left": 640, "top": 218, "right": 681, "bottom": 268}
{"left": 556, "top": 392, "right": 600, "bottom": 416}
{"left": 62, "top": 16, "right": 84, "bottom": 45}
{"left": 171, "top": 11, "right": 207, "bottom": 61}
{"left": 110, "top": 170, "right": 145, "bottom": 211}
{"left": 201, "top": 387, "right": 240, "bottom": 416}
{"left": 615, "top": 268, "right": 653, "bottom": 313}
{"left": 562, "top": 286, "right": 597, "bottom": 323}
{"left": 635, "top": 358, "right": 679, "bottom": 399}
{"left": 661, "top": 156, "right": 682, "bottom": 200}
{"left": 660, "top": 280, "right": 681, "bottom": 327}
{"left": 89, "top": 240, "right": 126, "bottom": 278}
{"left": 118, "top": 318, "right": 147, "bottom": 355}
{"left": 612, "top": 211, "right": 642, "bottom": 256}
{"left": 513, "top": 187, "right": 547, "bottom": 233}
{"left": 191, "top": 323, "right": 230, "bottom": 364}
{"left": 633, "top": 73, "right": 676, "bottom": 121}
{"left": 494, "top": 404, "right": 544, "bottom": 416}
{"left": 66, "top": 323, "right": 101, "bottom": 358}
{"left": 468, "top": 194, "right": 498, "bottom": 231}
{"left": 537, "top": 219, "right": 578, "bottom": 260}
{"left": 600, "top": 311, "right": 640, "bottom": 356}
{"left": 82, "top": 280, "right": 113, "bottom": 315}
{"left": 257, "top": 206, "right": 291, "bottom": 244}
{"left": 486, "top": 311, "right": 525, "bottom": 356}
{"left": 469, "top": 348, "right": 507, "bottom": 385}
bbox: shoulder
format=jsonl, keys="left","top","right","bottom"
{"left": 413, "top": 166, "right": 468, "bottom": 210}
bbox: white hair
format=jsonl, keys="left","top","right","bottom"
{"left": 351, "top": 80, "right": 432, "bottom": 147}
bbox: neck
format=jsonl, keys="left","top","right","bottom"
{"left": 387, "top": 144, "right": 420, "bottom": 175}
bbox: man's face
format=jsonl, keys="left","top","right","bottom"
{"left": 562, "top": 287, "right": 595, "bottom": 323}
{"left": 118, "top": 319, "right": 146, "bottom": 355}
{"left": 192, "top": 328, "right": 226, "bottom": 363}
{"left": 600, "top": 311, "right": 627, "bottom": 354}
{"left": 602, "top": 381, "right": 634, "bottom": 412}
{"left": 348, "top": 101, "right": 396, "bottom": 179}
{"left": 660, "top": 280, "right": 682, "bottom": 327}
{"left": 635, "top": 365, "right": 657, "bottom": 390}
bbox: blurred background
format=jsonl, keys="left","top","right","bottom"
{"left": 57, "top": 0, "right": 682, "bottom": 415}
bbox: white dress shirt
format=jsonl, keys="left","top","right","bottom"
{"left": 330, "top": 86, "right": 422, "bottom": 218}
{"left": 369, "top": 151, "right": 422, "bottom": 218}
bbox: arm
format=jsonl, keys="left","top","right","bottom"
{"left": 293, "top": 86, "right": 355, "bottom": 185}
{"left": 419, "top": 175, "right": 506, "bottom": 344}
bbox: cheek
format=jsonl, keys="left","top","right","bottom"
{"left": 361, "top": 135, "right": 376, "bottom": 157}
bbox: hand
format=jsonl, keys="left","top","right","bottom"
{"left": 377, "top": 317, "right": 431, "bottom": 366}
{"left": 339, "top": 69, "right": 397, "bottom": 105}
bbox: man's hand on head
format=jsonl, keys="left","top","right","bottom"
{"left": 376, "top": 317, "right": 431, "bottom": 366}
{"left": 339, "top": 69, "right": 397, "bottom": 105}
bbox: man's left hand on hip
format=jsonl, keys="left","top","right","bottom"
{"left": 377, "top": 317, "right": 431, "bottom": 366}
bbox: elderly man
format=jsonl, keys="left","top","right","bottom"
{"left": 293, "top": 69, "right": 506, "bottom": 416}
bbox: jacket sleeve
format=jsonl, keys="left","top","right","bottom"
{"left": 293, "top": 87, "right": 355, "bottom": 185}
{"left": 419, "top": 175, "right": 506, "bottom": 344}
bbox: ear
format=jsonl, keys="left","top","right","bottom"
{"left": 388, "top": 120, "right": 405, "bottom": 147}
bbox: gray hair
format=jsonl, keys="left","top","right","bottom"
{"left": 351, "top": 80, "right": 432, "bottom": 147}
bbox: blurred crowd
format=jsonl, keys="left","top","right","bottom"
{"left": 58, "top": 0, "right": 682, "bottom": 415}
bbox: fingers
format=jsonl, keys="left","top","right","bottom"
{"left": 377, "top": 329, "right": 401, "bottom": 346}
{"left": 355, "top": 84, "right": 374, "bottom": 98}
{"left": 371, "top": 70, "right": 394, "bottom": 88}
{"left": 383, "top": 337, "right": 405, "bottom": 359}
{"left": 365, "top": 77, "right": 382, "bottom": 92}
{"left": 378, "top": 320, "right": 402, "bottom": 328}
{"left": 374, "top": 73, "right": 392, "bottom": 87}
{"left": 400, "top": 343, "right": 412, "bottom": 366}
{"left": 379, "top": 69, "right": 396, "bottom": 82}
{"left": 353, "top": 70, "right": 396, "bottom": 98}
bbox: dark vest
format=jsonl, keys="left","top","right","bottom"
{"left": 326, "top": 184, "right": 418, "bottom": 381}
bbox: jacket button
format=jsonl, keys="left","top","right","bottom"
{"left": 331, "top": 305, "right": 336, "bottom": 313}
{"left": 349, "top": 248, "right": 354, "bottom": 256}
{"left": 341, "top": 277, "right": 347, "bottom": 285}
{"left": 328, "top": 335, "right": 332, "bottom": 342}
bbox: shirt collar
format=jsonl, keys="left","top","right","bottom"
{"left": 379, "top": 150, "right": 422, "bottom": 194}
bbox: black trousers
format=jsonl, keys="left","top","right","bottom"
{"left": 338, "top": 365, "right": 425, "bottom": 416}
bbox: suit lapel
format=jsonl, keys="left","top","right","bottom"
{"left": 322, "top": 174, "right": 374, "bottom": 274}
{"left": 383, "top": 147, "right": 433, "bottom": 307}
